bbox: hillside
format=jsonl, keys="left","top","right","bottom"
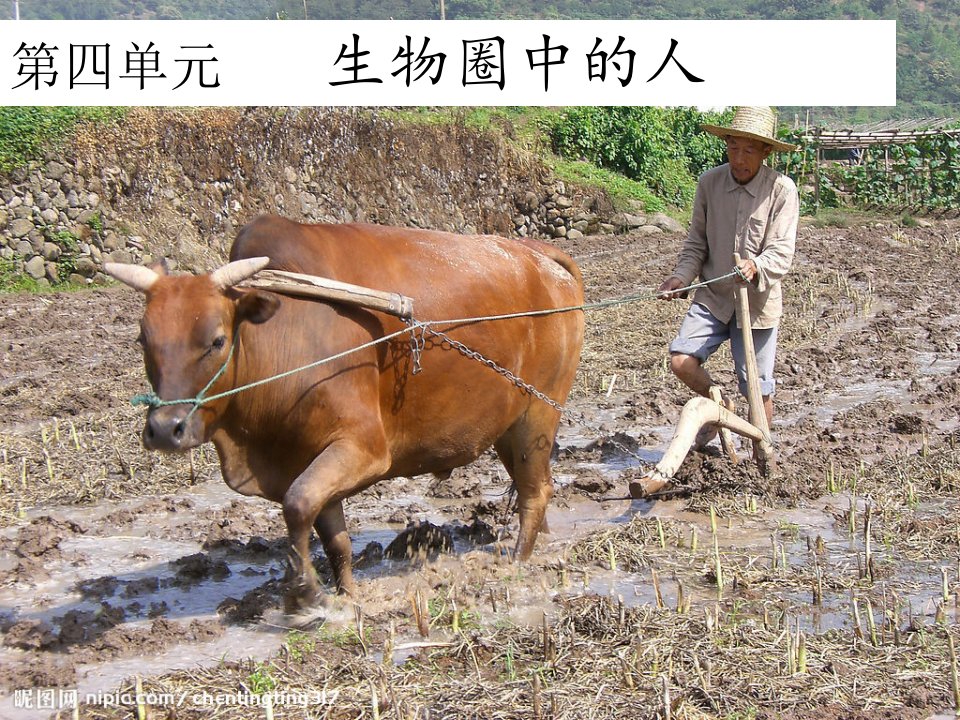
{"left": 8, "top": 0, "right": 960, "bottom": 121}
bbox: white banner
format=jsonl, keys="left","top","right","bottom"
{"left": 0, "top": 20, "right": 896, "bottom": 106}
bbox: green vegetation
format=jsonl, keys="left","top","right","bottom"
{"left": 0, "top": 262, "right": 90, "bottom": 292}
{"left": 284, "top": 630, "right": 316, "bottom": 662}
{"left": 51, "top": 229, "right": 81, "bottom": 278}
{"left": 427, "top": 589, "right": 481, "bottom": 631}
{"left": 0, "top": 107, "right": 125, "bottom": 173}
{"left": 0, "top": 228, "right": 90, "bottom": 292}
{"left": 316, "top": 621, "right": 370, "bottom": 647}
{"left": 551, "top": 159, "right": 664, "bottom": 213}
{"left": 547, "top": 107, "right": 731, "bottom": 207}
{"left": 245, "top": 662, "right": 278, "bottom": 695}
{"left": 804, "top": 208, "right": 883, "bottom": 228}
{"left": 0, "top": 258, "right": 47, "bottom": 292}
{"left": 844, "top": 135, "right": 960, "bottom": 211}
{"left": 86, "top": 211, "right": 104, "bottom": 234}
{"left": 379, "top": 105, "right": 958, "bottom": 217}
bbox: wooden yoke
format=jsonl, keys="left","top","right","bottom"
{"left": 242, "top": 269, "right": 415, "bottom": 320}
{"left": 733, "top": 252, "right": 776, "bottom": 476}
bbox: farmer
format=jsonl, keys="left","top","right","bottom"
{"left": 657, "top": 106, "right": 800, "bottom": 449}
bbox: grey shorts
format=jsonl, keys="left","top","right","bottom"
{"left": 669, "top": 302, "right": 778, "bottom": 397}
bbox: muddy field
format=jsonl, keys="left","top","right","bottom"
{"left": 1, "top": 219, "right": 959, "bottom": 720}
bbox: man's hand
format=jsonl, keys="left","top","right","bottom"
{"left": 736, "top": 258, "right": 758, "bottom": 284}
{"left": 657, "top": 276, "right": 686, "bottom": 300}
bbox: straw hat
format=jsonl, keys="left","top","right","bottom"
{"left": 701, "top": 106, "right": 798, "bottom": 152}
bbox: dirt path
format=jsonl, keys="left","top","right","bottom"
{"left": 1, "top": 220, "right": 959, "bottom": 719}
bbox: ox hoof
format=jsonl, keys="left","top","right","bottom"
{"left": 288, "top": 595, "right": 355, "bottom": 628}
{"left": 283, "top": 581, "right": 324, "bottom": 616}
{"left": 284, "top": 590, "right": 332, "bottom": 627}
{"left": 287, "top": 603, "right": 330, "bottom": 628}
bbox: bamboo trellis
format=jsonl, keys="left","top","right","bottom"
{"left": 797, "top": 118, "right": 960, "bottom": 212}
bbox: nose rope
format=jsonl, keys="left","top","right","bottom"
{"left": 131, "top": 334, "right": 240, "bottom": 423}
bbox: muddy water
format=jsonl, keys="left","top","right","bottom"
{"left": 0, "top": 471, "right": 579, "bottom": 717}
{"left": 0, "top": 466, "right": 622, "bottom": 719}
{"left": 1, "top": 444, "right": 957, "bottom": 719}
{"left": 3, "top": 391, "right": 957, "bottom": 720}
{"left": 0, "top": 484, "right": 280, "bottom": 719}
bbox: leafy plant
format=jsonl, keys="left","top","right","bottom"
{"left": 317, "top": 621, "right": 370, "bottom": 647}
{"left": 50, "top": 229, "right": 81, "bottom": 279}
{"left": 86, "top": 211, "right": 104, "bottom": 234}
{"left": 0, "top": 107, "right": 126, "bottom": 172}
{"left": 780, "top": 127, "right": 960, "bottom": 213}
{"left": 284, "top": 630, "right": 316, "bottom": 662}
{"left": 551, "top": 159, "right": 664, "bottom": 212}
{"left": 246, "top": 662, "right": 277, "bottom": 695}
{"left": 427, "top": 590, "right": 481, "bottom": 631}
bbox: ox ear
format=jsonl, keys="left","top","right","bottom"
{"left": 237, "top": 289, "right": 280, "bottom": 325}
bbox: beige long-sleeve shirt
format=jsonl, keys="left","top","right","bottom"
{"left": 670, "top": 163, "right": 799, "bottom": 329}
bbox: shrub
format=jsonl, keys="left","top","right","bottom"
{"left": 547, "top": 107, "right": 731, "bottom": 209}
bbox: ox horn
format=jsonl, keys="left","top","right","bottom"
{"left": 209, "top": 256, "right": 271, "bottom": 290}
{"left": 104, "top": 262, "right": 160, "bottom": 293}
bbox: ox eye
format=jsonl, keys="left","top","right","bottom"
{"left": 200, "top": 334, "right": 228, "bottom": 361}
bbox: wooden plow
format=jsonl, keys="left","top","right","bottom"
{"left": 629, "top": 253, "right": 776, "bottom": 499}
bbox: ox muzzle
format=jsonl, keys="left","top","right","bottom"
{"left": 143, "top": 404, "right": 204, "bottom": 452}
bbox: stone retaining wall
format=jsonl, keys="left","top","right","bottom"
{"left": 0, "top": 108, "right": 684, "bottom": 286}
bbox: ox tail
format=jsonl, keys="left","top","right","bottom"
{"left": 515, "top": 238, "right": 584, "bottom": 292}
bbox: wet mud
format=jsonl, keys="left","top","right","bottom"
{"left": 1, "top": 220, "right": 959, "bottom": 718}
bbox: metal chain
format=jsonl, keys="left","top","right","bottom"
{"left": 409, "top": 321, "right": 426, "bottom": 375}
{"left": 423, "top": 326, "right": 566, "bottom": 412}
{"left": 401, "top": 267, "right": 747, "bottom": 415}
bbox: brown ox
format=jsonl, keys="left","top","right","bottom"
{"left": 106, "top": 216, "right": 584, "bottom": 610}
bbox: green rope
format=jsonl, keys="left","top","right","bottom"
{"left": 129, "top": 269, "right": 743, "bottom": 411}
{"left": 131, "top": 333, "right": 240, "bottom": 415}
{"left": 420, "top": 269, "right": 744, "bottom": 328}
{"left": 131, "top": 325, "right": 417, "bottom": 411}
